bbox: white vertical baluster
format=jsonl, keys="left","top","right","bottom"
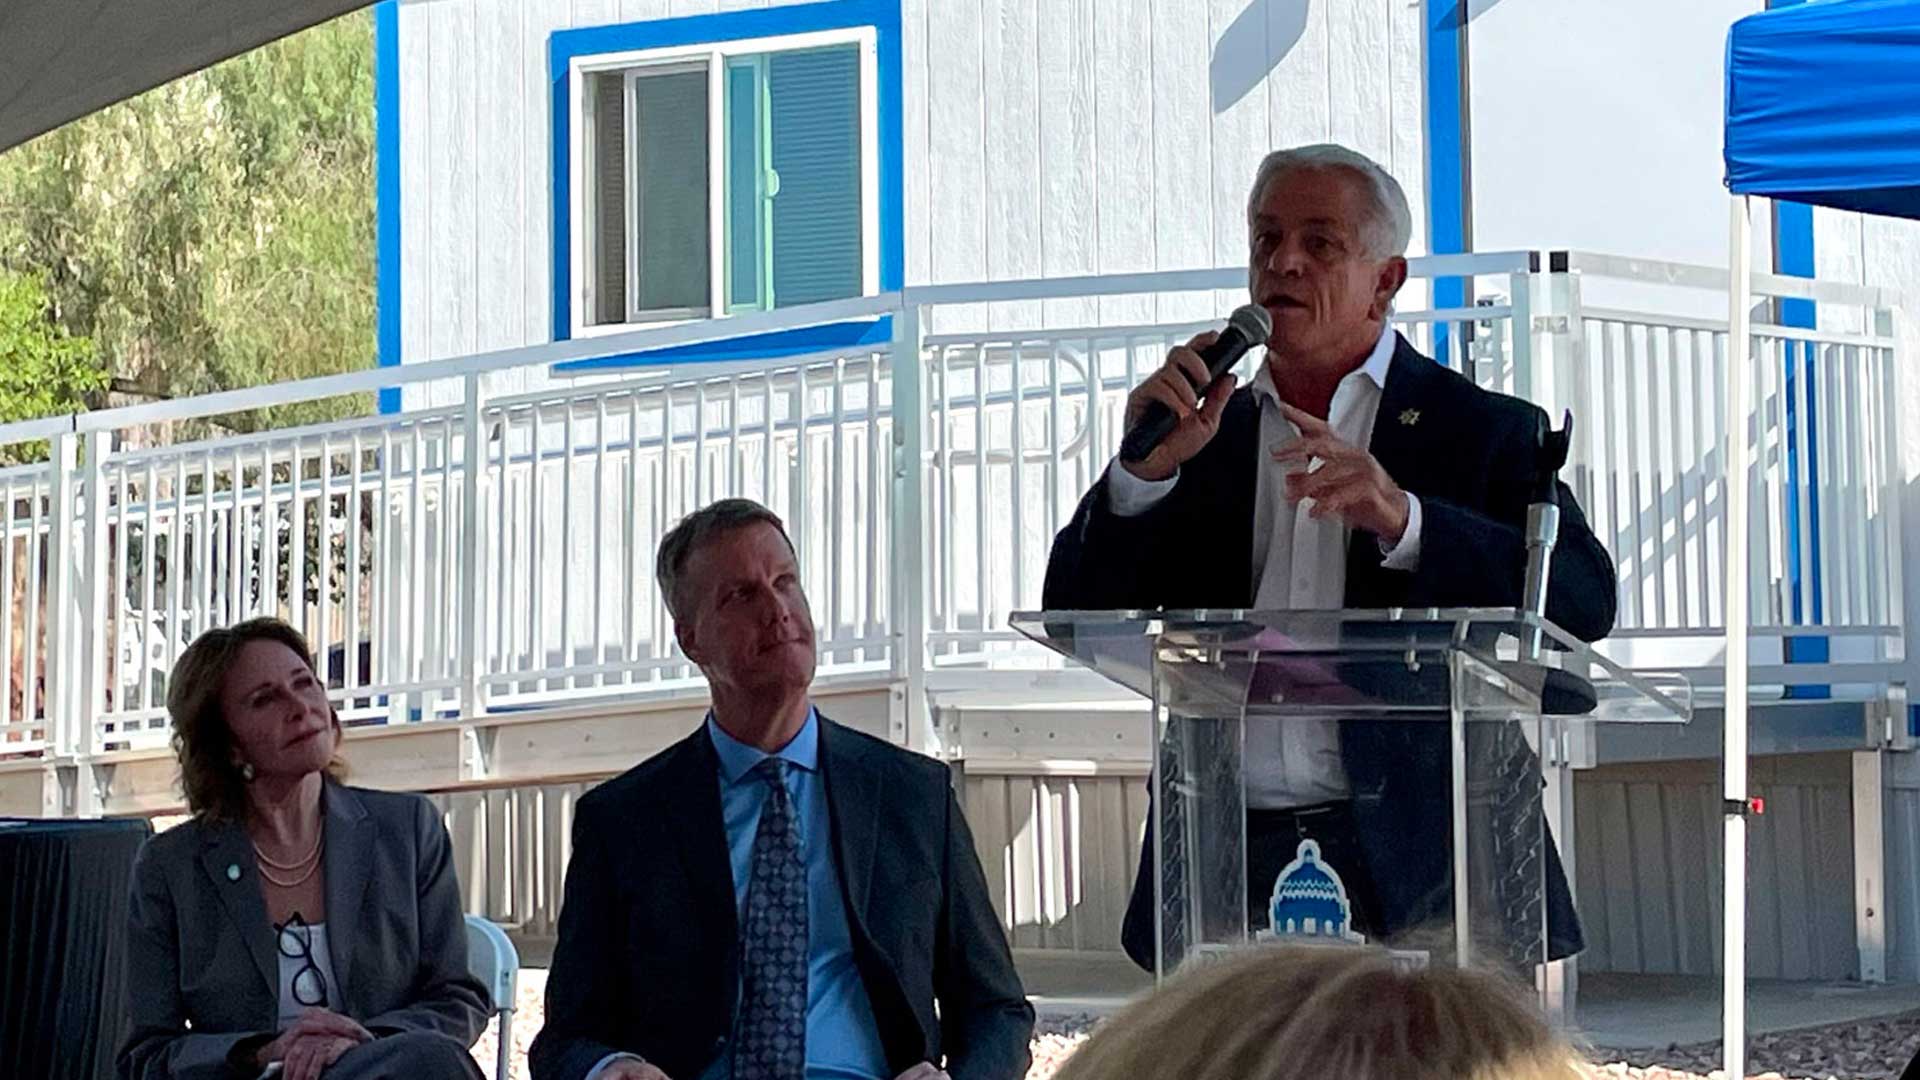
{"left": 529, "top": 408, "right": 546, "bottom": 694}
{"left": 111, "top": 462, "right": 129, "bottom": 710}
{"left": 1009, "top": 340, "right": 1026, "bottom": 628}
{"left": 260, "top": 444, "right": 278, "bottom": 620}
{"left": 409, "top": 423, "right": 427, "bottom": 700}
{"left": 974, "top": 347, "right": 989, "bottom": 646}
{"left": 346, "top": 434, "right": 364, "bottom": 697}
{"left": 865, "top": 354, "right": 882, "bottom": 665}
{"left": 138, "top": 460, "right": 158, "bottom": 716}
{"left": 592, "top": 397, "right": 610, "bottom": 687}
{"left": 23, "top": 475, "right": 43, "bottom": 743}
{"left": 290, "top": 441, "right": 307, "bottom": 634}
{"left": 1, "top": 478, "right": 14, "bottom": 738}
{"left": 626, "top": 395, "right": 643, "bottom": 685}
{"left": 936, "top": 346, "right": 953, "bottom": 660}
{"left": 198, "top": 458, "right": 214, "bottom": 634}
{"left": 316, "top": 440, "right": 333, "bottom": 684}
{"left": 829, "top": 361, "right": 846, "bottom": 663}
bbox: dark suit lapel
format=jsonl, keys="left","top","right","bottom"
{"left": 658, "top": 730, "right": 739, "bottom": 948}
{"left": 322, "top": 780, "right": 373, "bottom": 997}
{"left": 1368, "top": 334, "right": 1442, "bottom": 496}
{"left": 197, "top": 821, "right": 276, "bottom": 995}
{"left": 819, "top": 718, "right": 879, "bottom": 927}
{"left": 1350, "top": 335, "right": 1445, "bottom": 603}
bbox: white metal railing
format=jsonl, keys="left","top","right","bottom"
{"left": 1543, "top": 252, "right": 1904, "bottom": 688}
{"left": 1, "top": 460, "right": 54, "bottom": 755}
{"left": 0, "top": 251, "right": 1905, "bottom": 764}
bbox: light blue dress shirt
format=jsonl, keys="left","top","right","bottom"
{"left": 587, "top": 709, "right": 891, "bottom": 1080}
{"left": 704, "top": 708, "right": 891, "bottom": 1080}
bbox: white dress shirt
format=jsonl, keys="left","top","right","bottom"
{"left": 274, "top": 921, "right": 343, "bottom": 1029}
{"left": 1106, "top": 323, "right": 1422, "bottom": 809}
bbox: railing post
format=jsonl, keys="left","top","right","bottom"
{"left": 1531, "top": 252, "right": 1597, "bottom": 519}
{"left": 76, "top": 431, "right": 109, "bottom": 762}
{"left": 888, "top": 303, "right": 937, "bottom": 756}
{"left": 43, "top": 428, "right": 106, "bottom": 815}
{"left": 1507, "top": 254, "right": 1538, "bottom": 405}
{"left": 43, "top": 431, "right": 77, "bottom": 762}
{"left": 1877, "top": 305, "right": 1916, "bottom": 751}
{"left": 459, "top": 373, "right": 487, "bottom": 729}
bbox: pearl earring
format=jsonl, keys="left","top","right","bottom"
{"left": 240, "top": 762, "right": 255, "bottom": 782}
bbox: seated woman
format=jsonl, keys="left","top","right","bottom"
{"left": 1053, "top": 943, "right": 1582, "bottom": 1080}
{"left": 119, "top": 617, "right": 489, "bottom": 1080}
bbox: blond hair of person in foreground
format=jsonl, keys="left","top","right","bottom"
{"left": 1053, "top": 944, "right": 1584, "bottom": 1080}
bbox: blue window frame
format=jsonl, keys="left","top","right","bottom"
{"left": 547, "top": 0, "right": 902, "bottom": 370}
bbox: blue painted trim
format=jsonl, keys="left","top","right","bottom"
{"left": 1766, "top": 0, "right": 1826, "bottom": 698}
{"left": 374, "top": 0, "right": 401, "bottom": 415}
{"left": 548, "top": 0, "right": 904, "bottom": 367}
{"left": 1423, "top": 0, "right": 1468, "bottom": 363}
{"left": 554, "top": 315, "right": 892, "bottom": 373}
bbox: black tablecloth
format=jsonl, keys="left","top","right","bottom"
{"left": 0, "top": 816, "right": 153, "bottom": 1080}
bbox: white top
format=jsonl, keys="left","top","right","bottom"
{"left": 1106, "top": 324, "right": 1421, "bottom": 809}
{"left": 274, "top": 920, "right": 344, "bottom": 1029}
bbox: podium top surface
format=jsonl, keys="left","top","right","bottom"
{"left": 1008, "top": 607, "right": 1691, "bottom": 724}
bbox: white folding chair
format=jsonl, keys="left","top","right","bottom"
{"left": 464, "top": 915, "right": 520, "bottom": 1078}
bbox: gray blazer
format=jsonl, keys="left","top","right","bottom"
{"left": 117, "top": 782, "right": 489, "bottom": 1080}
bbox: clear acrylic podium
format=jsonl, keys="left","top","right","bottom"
{"left": 1010, "top": 607, "right": 1690, "bottom": 980}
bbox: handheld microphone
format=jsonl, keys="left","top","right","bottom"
{"left": 1118, "top": 303, "right": 1272, "bottom": 464}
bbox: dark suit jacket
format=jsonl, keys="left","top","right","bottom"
{"left": 117, "top": 781, "right": 490, "bottom": 1080}
{"left": 528, "top": 716, "right": 1034, "bottom": 1080}
{"left": 1042, "top": 333, "right": 1617, "bottom": 964}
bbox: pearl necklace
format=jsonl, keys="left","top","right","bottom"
{"left": 252, "top": 829, "right": 324, "bottom": 889}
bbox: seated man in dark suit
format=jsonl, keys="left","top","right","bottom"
{"left": 1042, "top": 143, "right": 1618, "bottom": 971}
{"left": 530, "top": 498, "right": 1034, "bottom": 1080}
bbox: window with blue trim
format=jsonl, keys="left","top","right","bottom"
{"left": 570, "top": 27, "right": 879, "bottom": 333}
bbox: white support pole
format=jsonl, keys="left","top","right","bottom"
{"left": 42, "top": 432, "right": 79, "bottom": 758}
{"left": 888, "top": 303, "right": 935, "bottom": 755}
{"left": 45, "top": 430, "right": 108, "bottom": 816}
{"left": 76, "top": 431, "right": 109, "bottom": 760}
{"left": 1509, "top": 260, "right": 1537, "bottom": 404}
{"left": 1723, "top": 194, "right": 1754, "bottom": 1080}
{"left": 459, "top": 373, "right": 486, "bottom": 724}
{"left": 1853, "top": 749, "right": 1887, "bottom": 982}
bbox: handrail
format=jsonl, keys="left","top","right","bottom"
{"left": 0, "top": 293, "right": 905, "bottom": 446}
{"left": 0, "top": 256, "right": 1549, "bottom": 448}
{"left": 1557, "top": 250, "right": 1913, "bottom": 309}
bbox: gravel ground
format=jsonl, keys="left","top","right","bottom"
{"left": 471, "top": 972, "right": 1920, "bottom": 1080}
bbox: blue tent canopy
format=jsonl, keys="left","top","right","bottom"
{"left": 1724, "top": 0, "right": 1920, "bottom": 219}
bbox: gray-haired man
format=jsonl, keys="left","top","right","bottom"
{"left": 1043, "top": 143, "right": 1618, "bottom": 969}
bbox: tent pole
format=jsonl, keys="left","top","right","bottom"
{"left": 1723, "top": 192, "right": 1753, "bottom": 1080}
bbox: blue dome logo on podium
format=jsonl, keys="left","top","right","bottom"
{"left": 1261, "top": 839, "right": 1366, "bottom": 945}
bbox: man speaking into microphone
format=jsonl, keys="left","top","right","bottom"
{"left": 1041, "top": 143, "right": 1617, "bottom": 971}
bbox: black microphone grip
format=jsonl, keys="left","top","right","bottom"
{"left": 1117, "top": 313, "right": 1265, "bottom": 465}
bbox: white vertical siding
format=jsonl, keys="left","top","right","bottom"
{"left": 395, "top": 0, "right": 1427, "bottom": 372}
{"left": 443, "top": 748, "right": 1891, "bottom": 977}
{"left": 961, "top": 771, "right": 1150, "bottom": 952}
{"left": 443, "top": 771, "right": 1151, "bottom": 954}
{"left": 1036, "top": 0, "right": 1097, "bottom": 329}
{"left": 1884, "top": 749, "right": 1920, "bottom": 982}
{"left": 900, "top": 0, "right": 931, "bottom": 293}
{"left": 1573, "top": 755, "right": 1859, "bottom": 980}
{"left": 1148, "top": 0, "right": 1214, "bottom": 326}
{"left": 925, "top": 0, "right": 988, "bottom": 331}
{"left": 1090, "top": 0, "right": 1156, "bottom": 329}
{"left": 983, "top": 0, "right": 1043, "bottom": 331}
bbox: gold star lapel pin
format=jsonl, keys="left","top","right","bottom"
{"left": 1398, "top": 408, "right": 1421, "bottom": 427}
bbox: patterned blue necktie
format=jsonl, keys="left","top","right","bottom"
{"left": 734, "top": 758, "right": 808, "bottom": 1080}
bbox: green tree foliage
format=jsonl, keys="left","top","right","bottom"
{"left": 0, "top": 11, "right": 375, "bottom": 447}
{"left": 0, "top": 270, "right": 106, "bottom": 464}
